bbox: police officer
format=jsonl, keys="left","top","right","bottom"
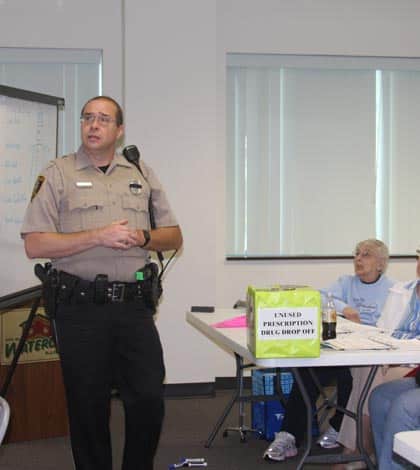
{"left": 21, "top": 96, "right": 183, "bottom": 470}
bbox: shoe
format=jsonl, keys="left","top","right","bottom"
{"left": 345, "top": 462, "right": 367, "bottom": 470}
{"left": 263, "top": 431, "right": 298, "bottom": 461}
{"left": 317, "top": 425, "right": 340, "bottom": 449}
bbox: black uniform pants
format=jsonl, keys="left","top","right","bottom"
{"left": 281, "top": 366, "right": 353, "bottom": 447}
{"left": 55, "top": 300, "right": 165, "bottom": 470}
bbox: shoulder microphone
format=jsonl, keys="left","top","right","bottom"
{"left": 122, "top": 144, "right": 140, "bottom": 165}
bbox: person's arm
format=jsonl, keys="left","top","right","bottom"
{"left": 320, "top": 276, "right": 361, "bottom": 323}
{"left": 342, "top": 306, "right": 361, "bottom": 323}
{"left": 135, "top": 225, "right": 182, "bottom": 252}
{"left": 24, "top": 219, "right": 139, "bottom": 259}
{"left": 140, "top": 163, "right": 182, "bottom": 252}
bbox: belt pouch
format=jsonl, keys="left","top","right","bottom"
{"left": 94, "top": 274, "right": 108, "bottom": 304}
{"left": 57, "top": 272, "right": 78, "bottom": 303}
{"left": 73, "top": 279, "right": 94, "bottom": 304}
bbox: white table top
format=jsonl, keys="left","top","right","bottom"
{"left": 186, "top": 309, "right": 420, "bottom": 368}
{"left": 394, "top": 430, "right": 420, "bottom": 466}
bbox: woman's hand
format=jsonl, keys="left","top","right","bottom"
{"left": 342, "top": 307, "right": 361, "bottom": 323}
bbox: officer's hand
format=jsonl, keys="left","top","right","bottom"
{"left": 97, "top": 220, "right": 138, "bottom": 249}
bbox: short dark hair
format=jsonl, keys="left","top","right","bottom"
{"left": 81, "top": 96, "right": 124, "bottom": 126}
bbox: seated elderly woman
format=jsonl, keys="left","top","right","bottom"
{"left": 263, "top": 239, "right": 394, "bottom": 462}
{"left": 335, "top": 246, "right": 420, "bottom": 467}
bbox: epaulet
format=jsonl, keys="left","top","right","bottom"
{"left": 50, "top": 153, "right": 77, "bottom": 169}
{"left": 44, "top": 160, "right": 56, "bottom": 170}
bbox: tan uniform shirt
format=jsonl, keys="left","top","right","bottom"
{"left": 21, "top": 146, "right": 178, "bottom": 282}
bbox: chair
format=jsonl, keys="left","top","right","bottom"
{"left": 394, "top": 430, "right": 420, "bottom": 467}
{"left": 0, "top": 396, "right": 10, "bottom": 445}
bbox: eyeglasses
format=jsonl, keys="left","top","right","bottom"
{"left": 80, "top": 113, "right": 116, "bottom": 126}
{"left": 353, "top": 250, "right": 374, "bottom": 258}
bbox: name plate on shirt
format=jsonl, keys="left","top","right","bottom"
{"left": 247, "top": 285, "right": 321, "bottom": 358}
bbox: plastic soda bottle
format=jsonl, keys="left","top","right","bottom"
{"left": 322, "top": 292, "right": 337, "bottom": 340}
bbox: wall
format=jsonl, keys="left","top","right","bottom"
{"left": 125, "top": 0, "right": 418, "bottom": 383}
{"left": 124, "top": 0, "right": 220, "bottom": 383}
{"left": 0, "top": 0, "right": 123, "bottom": 103}
{"left": 1, "top": 0, "right": 418, "bottom": 384}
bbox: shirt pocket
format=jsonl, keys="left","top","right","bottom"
{"left": 60, "top": 193, "right": 106, "bottom": 232}
{"left": 122, "top": 193, "right": 149, "bottom": 228}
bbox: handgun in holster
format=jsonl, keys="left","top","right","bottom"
{"left": 34, "top": 263, "right": 60, "bottom": 349}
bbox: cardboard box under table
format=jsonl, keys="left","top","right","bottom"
{"left": 247, "top": 286, "right": 321, "bottom": 358}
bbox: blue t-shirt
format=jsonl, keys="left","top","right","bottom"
{"left": 320, "top": 274, "right": 394, "bottom": 326}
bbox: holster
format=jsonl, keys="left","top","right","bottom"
{"left": 34, "top": 263, "right": 60, "bottom": 351}
{"left": 34, "top": 263, "right": 59, "bottom": 320}
{"left": 137, "top": 262, "right": 163, "bottom": 309}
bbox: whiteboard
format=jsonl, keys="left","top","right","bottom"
{"left": 0, "top": 85, "right": 64, "bottom": 305}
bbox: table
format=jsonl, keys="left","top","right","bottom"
{"left": 187, "top": 309, "right": 420, "bottom": 469}
{"left": 393, "top": 430, "right": 420, "bottom": 466}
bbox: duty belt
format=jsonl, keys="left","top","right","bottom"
{"left": 57, "top": 271, "right": 144, "bottom": 304}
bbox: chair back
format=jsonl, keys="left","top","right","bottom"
{"left": 0, "top": 396, "right": 10, "bottom": 445}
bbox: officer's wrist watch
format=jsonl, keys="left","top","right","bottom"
{"left": 140, "top": 229, "right": 151, "bottom": 248}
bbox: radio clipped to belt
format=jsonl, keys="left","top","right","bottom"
{"left": 136, "top": 262, "right": 162, "bottom": 309}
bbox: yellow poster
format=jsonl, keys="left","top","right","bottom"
{"left": 0, "top": 307, "right": 59, "bottom": 365}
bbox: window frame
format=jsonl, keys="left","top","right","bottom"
{"left": 226, "top": 53, "right": 420, "bottom": 260}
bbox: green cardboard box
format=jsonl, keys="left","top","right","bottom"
{"left": 247, "top": 285, "right": 321, "bottom": 358}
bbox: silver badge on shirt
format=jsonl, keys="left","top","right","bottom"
{"left": 129, "top": 180, "right": 142, "bottom": 195}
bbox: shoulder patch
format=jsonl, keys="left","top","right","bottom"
{"left": 31, "top": 175, "right": 45, "bottom": 201}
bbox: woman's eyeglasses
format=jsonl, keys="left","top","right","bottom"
{"left": 353, "top": 250, "right": 374, "bottom": 258}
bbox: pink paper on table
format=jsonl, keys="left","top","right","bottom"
{"left": 212, "top": 314, "right": 247, "bottom": 328}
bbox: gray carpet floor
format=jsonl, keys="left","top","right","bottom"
{"left": 0, "top": 390, "right": 336, "bottom": 470}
